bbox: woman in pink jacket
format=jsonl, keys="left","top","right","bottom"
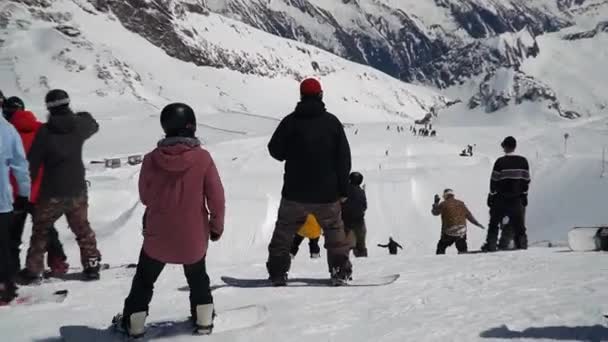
{"left": 115, "top": 103, "right": 225, "bottom": 338}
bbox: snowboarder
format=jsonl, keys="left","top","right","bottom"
{"left": 467, "top": 145, "right": 474, "bottom": 156}
{"left": 483, "top": 136, "right": 530, "bottom": 252}
{"left": 378, "top": 237, "right": 403, "bottom": 255}
{"left": 290, "top": 214, "right": 322, "bottom": 259}
{"left": 0, "top": 103, "right": 30, "bottom": 305}
{"left": 19, "top": 90, "right": 102, "bottom": 284}
{"left": 2, "top": 97, "right": 69, "bottom": 276}
{"left": 342, "top": 172, "right": 368, "bottom": 257}
{"left": 267, "top": 78, "right": 352, "bottom": 286}
{"left": 432, "top": 189, "right": 485, "bottom": 254}
{"left": 115, "top": 103, "right": 226, "bottom": 338}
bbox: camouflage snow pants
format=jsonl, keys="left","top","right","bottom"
{"left": 267, "top": 199, "right": 352, "bottom": 277}
{"left": 26, "top": 195, "right": 101, "bottom": 274}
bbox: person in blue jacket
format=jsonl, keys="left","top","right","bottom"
{"left": 0, "top": 111, "right": 31, "bottom": 305}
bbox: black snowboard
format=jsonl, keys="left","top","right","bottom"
{"left": 221, "top": 274, "right": 400, "bottom": 288}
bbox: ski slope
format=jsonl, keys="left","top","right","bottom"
{"left": 1, "top": 118, "right": 608, "bottom": 341}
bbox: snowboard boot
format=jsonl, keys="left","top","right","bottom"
{"left": 330, "top": 266, "right": 352, "bottom": 287}
{"left": 82, "top": 257, "right": 101, "bottom": 281}
{"left": 270, "top": 274, "right": 288, "bottom": 287}
{"left": 480, "top": 242, "right": 497, "bottom": 253}
{"left": 16, "top": 269, "right": 43, "bottom": 286}
{"left": 47, "top": 255, "right": 69, "bottom": 276}
{"left": 0, "top": 281, "right": 18, "bottom": 305}
{"left": 113, "top": 312, "right": 147, "bottom": 338}
{"left": 310, "top": 253, "right": 321, "bottom": 259}
{"left": 192, "top": 304, "right": 215, "bottom": 335}
{"left": 514, "top": 235, "right": 528, "bottom": 250}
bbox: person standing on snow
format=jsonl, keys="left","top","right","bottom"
{"left": 432, "top": 189, "right": 485, "bottom": 254}
{"left": 290, "top": 214, "right": 322, "bottom": 259}
{"left": 378, "top": 237, "right": 403, "bottom": 255}
{"left": 342, "top": 172, "right": 368, "bottom": 257}
{"left": 2, "top": 97, "right": 69, "bottom": 276}
{"left": 0, "top": 105, "right": 30, "bottom": 305}
{"left": 115, "top": 103, "right": 225, "bottom": 338}
{"left": 267, "top": 78, "right": 352, "bottom": 287}
{"left": 19, "top": 90, "right": 102, "bottom": 283}
{"left": 483, "top": 136, "right": 530, "bottom": 252}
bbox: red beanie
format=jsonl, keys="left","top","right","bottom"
{"left": 300, "top": 78, "right": 323, "bottom": 96}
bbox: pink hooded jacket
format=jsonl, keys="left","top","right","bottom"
{"left": 140, "top": 138, "right": 225, "bottom": 265}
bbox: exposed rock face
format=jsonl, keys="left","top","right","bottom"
{"left": 563, "top": 21, "right": 608, "bottom": 40}
{"left": 469, "top": 68, "right": 581, "bottom": 119}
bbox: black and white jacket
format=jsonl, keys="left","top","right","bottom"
{"left": 490, "top": 153, "right": 530, "bottom": 199}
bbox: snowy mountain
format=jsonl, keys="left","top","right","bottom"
{"left": 0, "top": 0, "right": 448, "bottom": 135}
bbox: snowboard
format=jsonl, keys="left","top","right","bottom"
{"left": 568, "top": 227, "right": 608, "bottom": 252}
{"left": 0, "top": 289, "right": 68, "bottom": 307}
{"left": 43, "top": 263, "right": 137, "bottom": 282}
{"left": 221, "top": 274, "right": 400, "bottom": 288}
{"left": 60, "top": 304, "right": 268, "bottom": 341}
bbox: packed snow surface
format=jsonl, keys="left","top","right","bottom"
{"left": 1, "top": 119, "right": 608, "bottom": 342}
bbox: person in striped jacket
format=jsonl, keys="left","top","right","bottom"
{"left": 483, "top": 136, "right": 530, "bottom": 252}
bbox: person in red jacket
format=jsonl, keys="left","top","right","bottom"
{"left": 114, "top": 103, "right": 225, "bottom": 338}
{"left": 2, "top": 97, "right": 69, "bottom": 276}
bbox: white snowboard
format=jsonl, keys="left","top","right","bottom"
{"left": 568, "top": 227, "right": 604, "bottom": 252}
{"left": 60, "top": 304, "right": 268, "bottom": 341}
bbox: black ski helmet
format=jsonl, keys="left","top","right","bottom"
{"left": 349, "top": 171, "right": 364, "bottom": 186}
{"left": 45, "top": 89, "right": 70, "bottom": 110}
{"left": 160, "top": 103, "right": 196, "bottom": 137}
{"left": 2, "top": 96, "right": 25, "bottom": 120}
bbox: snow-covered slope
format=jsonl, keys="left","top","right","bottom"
{"left": 0, "top": 0, "right": 447, "bottom": 144}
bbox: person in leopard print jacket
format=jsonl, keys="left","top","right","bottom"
{"left": 432, "top": 189, "right": 485, "bottom": 254}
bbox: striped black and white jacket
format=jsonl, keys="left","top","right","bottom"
{"left": 490, "top": 153, "right": 530, "bottom": 199}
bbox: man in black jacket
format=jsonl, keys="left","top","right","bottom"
{"left": 342, "top": 172, "right": 368, "bottom": 257}
{"left": 483, "top": 136, "right": 530, "bottom": 252}
{"left": 267, "top": 78, "right": 352, "bottom": 286}
{"left": 20, "top": 89, "right": 102, "bottom": 283}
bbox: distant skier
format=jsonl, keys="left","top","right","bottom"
{"left": 483, "top": 136, "right": 530, "bottom": 252}
{"left": 467, "top": 144, "right": 474, "bottom": 156}
{"left": 432, "top": 189, "right": 485, "bottom": 254}
{"left": 267, "top": 78, "right": 352, "bottom": 286}
{"left": 115, "top": 103, "right": 226, "bottom": 338}
{"left": 290, "top": 214, "right": 322, "bottom": 259}
{"left": 342, "top": 172, "right": 368, "bottom": 257}
{"left": 2, "top": 97, "right": 69, "bottom": 276}
{"left": 0, "top": 101, "right": 30, "bottom": 305}
{"left": 378, "top": 237, "right": 403, "bottom": 255}
{"left": 19, "top": 90, "right": 102, "bottom": 284}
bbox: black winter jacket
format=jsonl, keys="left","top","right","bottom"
{"left": 268, "top": 99, "right": 351, "bottom": 203}
{"left": 342, "top": 184, "right": 367, "bottom": 223}
{"left": 490, "top": 153, "right": 530, "bottom": 200}
{"left": 28, "top": 108, "right": 99, "bottom": 199}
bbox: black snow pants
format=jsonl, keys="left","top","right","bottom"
{"left": 436, "top": 234, "right": 468, "bottom": 254}
{"left": 0, "top": 213, "right": 14, "bottom": 283}
{"left": 123, "top": 250, "right": 212, "bottom": 318}
{"left": 487, "top": 198, "right": 527, "bottom": 250}
{"left": 290, "top": 235, "right": 320, "bottom": 257}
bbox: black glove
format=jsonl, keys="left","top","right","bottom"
{"left": 487, "top": 194, "right": 495, "bottom": 208}
{"left": 434, "top": 194, "right": 441, "bottom": 204}
{"left": 210, "top": 231, "right": 221, "bottom": 242}
{"left": 13, "top": 196, "right": 29, "bottom": 213}
{"left": 522, "top": 194, "right": 528, "bottom": 207}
